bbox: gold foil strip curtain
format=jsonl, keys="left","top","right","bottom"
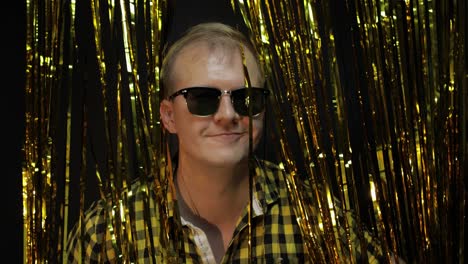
{"left": 87, "top": 0, "right": 170, "bottom": 260}
{"left": 24, "top": 0, "right": 76, "bottom": 262}
{"left": 235, "top": 1, "right": 361, "bottom": 262}
{"left": 85, "top": 0, "right": 186, "bottom": 260}
{"left": 235, "top": 0, "right": 466, "bottom": 263}
{"left": 23, "top": 0, "right": 467, "bottom": 263}
{"left": 23, "top": 0, "right": 176, "bottom": 262}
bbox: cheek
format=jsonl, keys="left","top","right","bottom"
{"left": 173, "top": 110, "right": 194, "bottom": 136}
{"left": 253, "top": 121, "right": 264, "bottom": 144}
{"left": 242, "top": 117, "right": 264, "bottom": 144}
{"left": 173, "top": 112, "right": 209, "bottom": 138}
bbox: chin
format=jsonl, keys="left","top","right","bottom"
{"left": 204, "top": 151, "right": 249, "bottom": 167}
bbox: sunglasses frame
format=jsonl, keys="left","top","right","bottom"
{"left": 168, "top": 87, "right": 270, "bottom": 117}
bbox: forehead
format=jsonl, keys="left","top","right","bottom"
{"left": 170, "top": 41, "right": 262, "bottom": 85}
{"left": 180, "top": 41, "right": 237, "bottom": 64}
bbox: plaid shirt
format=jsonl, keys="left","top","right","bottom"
{"left": 66, "top": 159, "right": 385, "bottom": 263}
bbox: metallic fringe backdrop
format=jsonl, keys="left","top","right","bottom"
{"left": 232, "top": 0, "right": 466, "bottom": 263}
{"left": 23, "top": 0, "right": 466, "bottom": 263}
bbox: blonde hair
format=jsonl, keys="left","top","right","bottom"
{"left": 160, "top": 22, "right": 264, "bottom": 96}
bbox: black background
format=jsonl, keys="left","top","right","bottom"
{"left": 5, "top": 1, "right": 26, "bottom": 263}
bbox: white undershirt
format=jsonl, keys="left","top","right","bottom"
{"left": 179, "top": 195, "right": 263, "bottom": 264}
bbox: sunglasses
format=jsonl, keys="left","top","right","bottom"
{"left": 168, "top": 87, "right": 270, "bottom": 117}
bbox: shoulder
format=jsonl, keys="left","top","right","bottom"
{"left": 254, "top": 158, "right": 287, "bottom": 181}
{"left": 66, "top": 179, "right": 149, "bottom": 263}
{"left": 254, "top": 158, "right": 313, "bottom": 194}
{"left": 72, "top": 199, "right": 108, "bottom": 234}
{"left": 255, "top": 158, "right": 285, "bottom": 171}
{"left": 65, "top": 199, "right": 115, "bottom": 263}
{"left": 66, "top": 200, "right": 107, "bottom": 245}
{"left": 254, "top": 159, "right": 290, "bottom": 193}
{"left": 126, "top": 177, "right": 153, "bottom": 202}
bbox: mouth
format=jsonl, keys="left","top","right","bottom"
{"left": 207, "top": 132, "right": 246, "bottom": 142}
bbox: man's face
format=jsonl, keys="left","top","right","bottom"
{"left": 160, "top": 43, "right": 265, "bottom": 167}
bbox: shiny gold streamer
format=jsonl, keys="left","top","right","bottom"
{"left": 24, "top": 0, "right": 76, "bottom": 262}
{"left": 23, "top": 0, "right": 174, "bottom": 262}
{"left": 234, "top": 0, "right": 466, "bottom": 263}
{"left": 24, "top": 0, "right": 466, "bottom": 263}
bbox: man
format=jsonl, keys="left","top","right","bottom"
{"left": 67, "top": 22, "right": 385, "bottom": 263}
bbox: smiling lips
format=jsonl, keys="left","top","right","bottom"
{"left": 207, "top": 132, "right": 246, "bottom": 143}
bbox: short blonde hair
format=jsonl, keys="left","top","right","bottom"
{"left": 160, "top": 22, "right": 264, "bottom": 96}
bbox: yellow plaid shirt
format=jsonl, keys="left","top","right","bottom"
{"left": 66, "top": 159, "right": 384, "bottom": 263}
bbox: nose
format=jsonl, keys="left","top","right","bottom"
{"left": 213, "top": 92, "right": 240, "bottom": 123}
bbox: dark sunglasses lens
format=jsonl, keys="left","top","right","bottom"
{"left": 185, "top": 88, "right": 220, "bottom": 116}
{"left": 232, "top": 88, "right": 267, "bottom": 116}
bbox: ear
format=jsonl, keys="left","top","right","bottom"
{"left": 160, "top": 99, "right": 177, "bottom": 133}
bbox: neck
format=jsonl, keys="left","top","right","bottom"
{"left": 176, "top": 155, "right": 251, "bottom": 225}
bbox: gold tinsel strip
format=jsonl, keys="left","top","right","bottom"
{"left": 85, "top": 0, "right": 173, "bottom": 261}
{"left": 24, "top": 0, "right": 77, "bottom": 262}
{"left": 234, "top": 0, "right": 466, "bottom": 263}
{"left": 23, "top": 0, "right": 173, "bottom": 262}
{"left": 23, "top": 0, "right": 466, "bottom": 263}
